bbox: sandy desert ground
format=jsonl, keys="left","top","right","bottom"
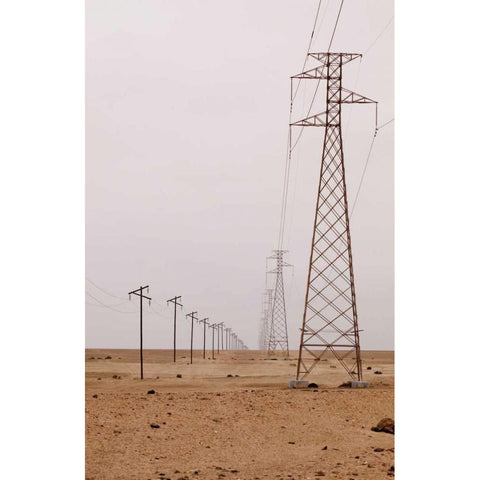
{"left": 86, "top": 349, "right": 394, "bottom": 480}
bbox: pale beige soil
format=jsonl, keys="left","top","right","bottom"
{"left": 86, "top": 349, "right": 394, "bottom": 480}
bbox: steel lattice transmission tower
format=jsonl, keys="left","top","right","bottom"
{"left": 267, "top": 250, "right": 291, "bottom": 356}
{"left": 259, "top": 289, "right": 273, "bottom": 350}
{"left": 292, "top": 52, "right": 377, "bottom": 381}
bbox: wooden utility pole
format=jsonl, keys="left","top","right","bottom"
{"left": 167, "top": 295, "right": 182, "bottom": 362}
{"left": 128, "top": 285, "right": 151, "bottom": 380}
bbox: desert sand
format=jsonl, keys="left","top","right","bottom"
{"left": 86, "top": 349, "right": 394, "bottom": 480}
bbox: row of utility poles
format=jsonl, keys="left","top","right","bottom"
{"left": 129, "top": 287, "right": 248, "bottom": 379}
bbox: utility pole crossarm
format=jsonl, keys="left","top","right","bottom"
{"left": 167, "top": 295, "right": 183, "bottom": 308}
{"left": 291, "top": 65, "right": 329, "bottom": 80}
{"left": 308, "top": 52, "right": 362, "bottom": 65}
{"left": 290, "top": 111, "right": 327, "bottom": 128}
{"left": 340, "top": 88, "right": 376, "bottom": 104}
{"left": 129, "top": 286, "right": 152, "bottom": 302}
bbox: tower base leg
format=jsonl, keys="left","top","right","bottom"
{"left": 348, "top": 380, "right": 370, "bottom": 388}
{"left": 288, "top": 379, "right": 310, "bottom": 389}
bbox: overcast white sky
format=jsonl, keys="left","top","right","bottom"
{"left": 86, "top": 0, "right": 394, "bottom": 350}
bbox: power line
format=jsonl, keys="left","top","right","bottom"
{"left": 350, "top": 131, "right": 377, "bottom": 218}
{"left": 364, "top": 15, "right": 394, "bottom": 55}
{"left": 279, "top": 0, "right": 334, "bottom": 250}
{"left": 327, "top": 0, "right": 344, "bottom": 52}
{"left": 378, "top": 117, "right": 394, "bottom": 130}
{"left": 85, "top": 277, "right": 127, "bottom": 301}
{"left": 292, "top": 0, "right": 323, "bottom": 102}
{"left": 350, "top": 118, "right": 394, "bottom": 218}
{"left": 148, "top": 303, "right": 170, "bottom": 318}
{"left": 85, "top": 291, "right": 136, "bottom": 314}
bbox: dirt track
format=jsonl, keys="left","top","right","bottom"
{"left": 86, "top": 349, "right": 394, "bottom": 480}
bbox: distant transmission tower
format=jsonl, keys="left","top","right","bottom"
{"left": 267, "top": 250, "right": 291, "bottom": 356}
{"left": 259, "top": 289, "right": 273, "bottom": 350}
{"left": 292, "top": 53, "right": 377, "bottom": 382}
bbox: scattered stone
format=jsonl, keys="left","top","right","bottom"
{"left": 150, "top": 423, "right": 160, "bottom": 429}
{"left": 308, "top": 382, "right": 318, "bottom": 388}
{"left": 176, "top": 374, "right": 182, "bottom": 378}
{"left": 92, "top": 394, "right": 98, "bottom": 398}
{"left": 366, "top": 366, "right": 372, "bottom": 370}
{"left": 147, "top": 389, "right": 155, "bottom": 394}
{"left": 322, "top": 445, "right": 328, "bottom": 450}
{"left": 371, "top": 417, "right": 394, "bottom": 434}
{"left": 374, "top": 371, "right": 382, "bottom": 375}
{"left": 374, "top": 447, "right": 385, "bottom": 452}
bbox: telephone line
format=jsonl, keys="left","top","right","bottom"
{"left": 85, "top": 291, "right": 137, "bottom": 313}
{"left": 85, "top": 277, "right": 127, "bottom": 301}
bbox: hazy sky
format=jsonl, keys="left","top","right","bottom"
{"left": 86, "top": 0, "right": 394, "bottom": 351}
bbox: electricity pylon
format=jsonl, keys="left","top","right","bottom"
{"left": 259, "top": 289, "right": 273, "bottom": 350}
{"left": 292, "top": 52, "right": 377, "bottom": 381}
{"left": 267, "top": 250, "right": 291, "bottom": 356}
